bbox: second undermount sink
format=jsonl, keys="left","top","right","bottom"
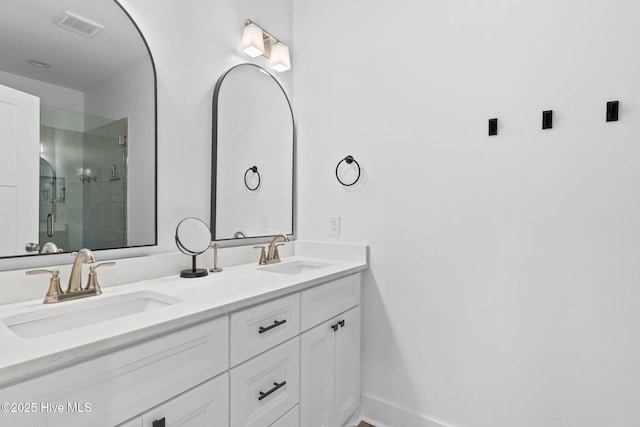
{"left": 259, "top": 260, "right": 332, "bottom": 275}
{"left": 0, "top": 291, "right": 182, "bottom": 339}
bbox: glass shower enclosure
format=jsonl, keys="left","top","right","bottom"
{"left": 39, "top": 105, "right": 128, "bottom": 252}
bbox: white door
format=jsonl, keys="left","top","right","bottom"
{"left": 301, "top": 318, "right": 336, "bottom": 427}
{"left": 334, "top": 307, "right": 361, "bottom": 427}
{"left": 0, "top": 84, "right": 39, "bottom": 256}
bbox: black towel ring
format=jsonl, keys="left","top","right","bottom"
{"left": 244, "top": 166, "right": 260, "bottom": 191}
{"left": 336, "top": 155, "right": 361, "bottom": 186}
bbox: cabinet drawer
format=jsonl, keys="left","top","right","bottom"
{"left": 300, "top": 273, "right": 361, "bottom": 331}
{"left": 0, "top": 317, "right": 229, "bottom": 427}
{"left": 230, "top": 338, "right": 300, "bottom": 427}
{"left": 117, "top": 417, "right": 141, "bottom": 427}
{"left": 230, "top": 293, "right": 300, "bottom": 366}
{"left": 271, "top": 405, "right": 299, "bottom": 427}
{"left": 141, "top": 373, "right": 229, "bottom": 426}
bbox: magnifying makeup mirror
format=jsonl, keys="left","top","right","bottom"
{"left": 175, "top": 217, "right": 211, "bottom": 278}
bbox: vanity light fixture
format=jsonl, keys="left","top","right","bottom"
{"left": 241, "top": 20, "right": 291, "bottom": 72}
{"left": 241, "top": 22, "right": 265, "bottom": 57}
{"left": 269, "top": 42, "right": 291, "bottom": 72}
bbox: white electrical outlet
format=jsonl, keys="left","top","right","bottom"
{"left": 328, "top": 215, "right": 341, "bottom": 237}
{"left": 260, "top": 215, "right": 270, "bottom": 233}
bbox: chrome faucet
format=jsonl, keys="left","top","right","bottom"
{"left": 68, "top": 248, "right": 96, "bottom": 292}
{"left": 265, "top": 234, "right": 289, "bottom": 264}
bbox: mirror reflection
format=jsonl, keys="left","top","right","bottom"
{"left": 212, "top": 64, "right": 294, "bottom": 241}
{"left": 0, "top": 0, "right": 156, "bottom": 258}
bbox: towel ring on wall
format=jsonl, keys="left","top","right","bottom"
{"left": 336, "top": 155, "right": 361, "bottom": 186}
{"left": 244, "top": 166, "right": 261, "bottom": 191}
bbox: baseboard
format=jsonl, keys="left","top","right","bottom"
{"left": 360, "top": 393, "right": 449, "bottom": 427}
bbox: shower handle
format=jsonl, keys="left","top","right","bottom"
{"left": 47, "top": 214, "right": 54, "bottom": 237}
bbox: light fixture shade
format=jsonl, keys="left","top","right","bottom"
{"left": 269, "top": 42, "right": 291, "bottom": 72}
{"left": 241, "top": 23, "right": 264, "bottom": 57}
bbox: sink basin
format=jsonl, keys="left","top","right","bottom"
{"left": 259, "top": 260, "right": 331, "bottom": 275}
{"left": 1, "top": 291, "right": 181, "bottom": 339}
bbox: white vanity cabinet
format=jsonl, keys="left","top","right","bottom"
{"left": 228, "top": 293, "right": 301, "bottom": 426}
{"left": 120, "top": 373, "right": 229, "bottom": 426}
{"left": 0, "top": 270, "right": 364, "bottom": 427}
{"left": 227, "top": 273, "right": 361, "bottom": 427}
{"left": 300, "top": 274, "right": 362, "bottom": 427}
{"left": 230, "top": 338, "right": 300, "bottom": 426}
{"left": 0, "top": 317, "right": 229, "bottom": 427}
{"left": 271, "top": 405, "right": 299, "bottom": 427}
{"left": 229, "top": 293, "right": 300, "bottom": 367}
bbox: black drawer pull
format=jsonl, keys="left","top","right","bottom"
{"left": 331, "top": 319, "right": 346, "bottom": 332}
{"left": 258, "top": 381, "right": 287, "bottom": 401}
{"left": 152, "top": 418, "right": 165, "bottom": 427}
{"left": 259, "top": 319, "right": 287, "bottom": 334}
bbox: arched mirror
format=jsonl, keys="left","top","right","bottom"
{"left": 0, "top": 0, "right": 156, "bottom": 259}
{"left": 211, "top": 63, "right": 294, "bottom": 242}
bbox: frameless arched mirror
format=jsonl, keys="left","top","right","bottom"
{"left": 175, "top": 218, "right": 211, "bottom": 278}
{"left": 0, "top": 0, "right": 156, "bottom": 259}
{"left": 211, "top": 63, "right": 294, "bottom": 241}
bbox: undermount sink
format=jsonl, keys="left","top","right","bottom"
{"left": 1, "top": 291, "right": 181, "bottom": 339}
{"left": 259, "top": 260, "right": 332, "bottom": 275}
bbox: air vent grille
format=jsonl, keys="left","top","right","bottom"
{"left": 57, "top": 11, "right": 104, "bottom": 38}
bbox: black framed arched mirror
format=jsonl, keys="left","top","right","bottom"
{"left": 0, "top": 0, "right": 157, "bottom": 259}
{"left": 211, "top": 63, "right": 294, "bottom": 242}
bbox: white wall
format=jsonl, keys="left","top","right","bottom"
{"left": 294, "top": 1, "right": 640, "bottom": 426}
{"left": 0, "top": 70, "right": 83, "bottom": 112}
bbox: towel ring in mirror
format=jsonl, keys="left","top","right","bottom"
{"left": 244, "top": 166, "right": 261, "bottom": 191}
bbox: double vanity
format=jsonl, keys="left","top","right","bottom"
{"left": 0, "top": 241, "right": 367, "bottom": 427}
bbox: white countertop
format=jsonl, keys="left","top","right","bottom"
{"left": 0, "top": 242, "right": 368, "bottom": 388}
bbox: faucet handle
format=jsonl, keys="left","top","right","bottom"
{"left": 26, "top": 269, "right": 59, "bottom": 276}
{"left": 26, "top": 269, "right": 63, "bottom": 304}
{"left": 85, "top": 262, "right": 115, "bottom": 293}
{"left": 254, "top": 246, "right": 267, "bottom": 265}
{"left": 273, "top": 243, "right": 286, "bottom": 260}
{"left": 92, "top": 262, "right": 116, "bottom": 269}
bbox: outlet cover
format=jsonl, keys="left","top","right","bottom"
{"left": 328, "top": 215, "right": 341, "bottom": 237}
{"left": 260, "top": 215, "right": 270, "bottom": 233}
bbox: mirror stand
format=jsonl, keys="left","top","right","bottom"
{"left": 181, "top": 256, "right": 208, "bottom": 278}
{"left": 175, "top": 217, "right": 212, "bottom": 279}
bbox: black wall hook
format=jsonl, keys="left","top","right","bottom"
{"left": 542, "top": 110, "right": 553, "bottom": 129}
{"left": 489, "top": 118, "right": 498, "bottom": 136}
{"left": 607, "top": 101, "right": 619, "bottom": 122}
{"left": 336, "top": 155, "right": 361, "bottom": 186}
{"left": 244, "top": 166, "right": 260, "bottom": 191}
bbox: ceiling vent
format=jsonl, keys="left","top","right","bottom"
{"left": 57, "top": 11, "right": 104, "bottom": 38}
